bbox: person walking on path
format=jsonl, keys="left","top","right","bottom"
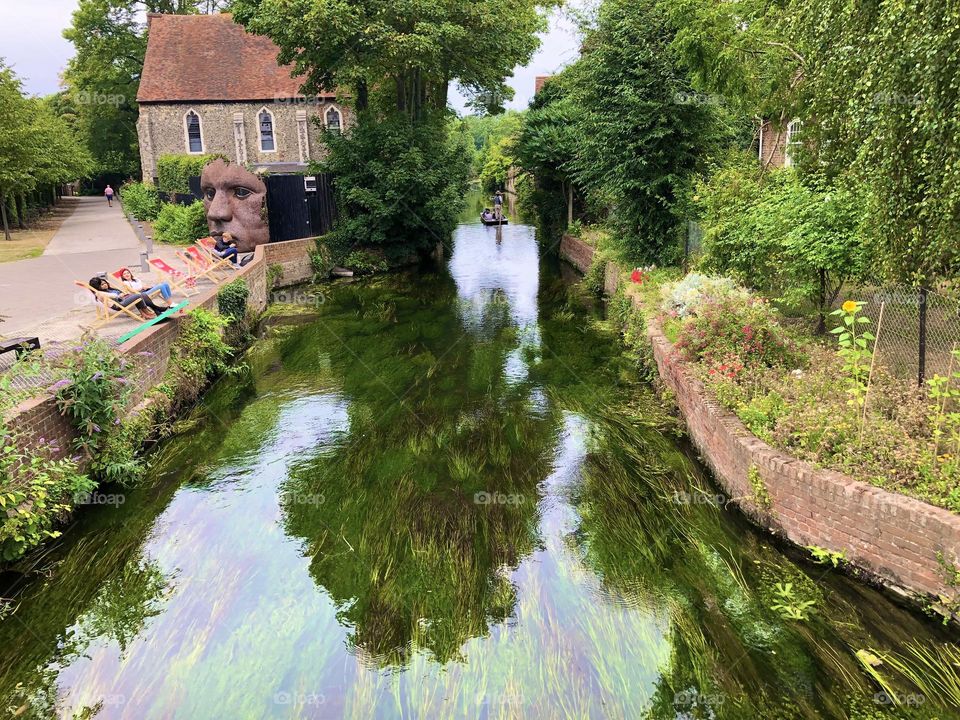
{"left": 104, "top": 185, "right": 115, "bottom": 207}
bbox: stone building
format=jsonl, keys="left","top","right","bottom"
{"left": 136, "top": 13, "right": 349, "bottom": 183}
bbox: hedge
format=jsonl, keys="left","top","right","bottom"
{"left": 156, "top": 154, "right": 226, "bottom": 194}
{"left": 119, "top": 181, "right": 160, "bottom": 221}
{"left": 153, "top": 201, "right": 208, "bottom": 244}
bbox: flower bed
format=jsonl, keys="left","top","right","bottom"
{"left": 658, "top": 275, "right": 960, "bottom": 513}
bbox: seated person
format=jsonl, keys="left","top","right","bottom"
{"left": 89, "top": 276, "right": 170, "bottom": 319}
{"left": 482, "top": 207, "right": 493, "bottom": 221}
{"left": 118, "top": 267, "right": 172, "bottom": 301}
{"left": 213, "top": 232, "right": 239, "bottom": 264}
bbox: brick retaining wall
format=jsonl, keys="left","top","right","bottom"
{"left": 559, "top": 233, "right": 960, "bottom": 601}
{"left": 7, "top": 236, "right": 317, "bottom": 460}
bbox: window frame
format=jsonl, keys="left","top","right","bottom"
{"left": 785, "top": 119, "right": 802, "bottom": 167}
{"left": 325, "top": 105, "right": 342, "bottom": 134}
{"left": 257, "top": 107, "right": 277, "bottom": 153}
{"left": 184, "top": 109, "right": 204, "bottom": 154}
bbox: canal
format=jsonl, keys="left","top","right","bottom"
{"left": 0, "top": 220, "right": 952, "bottom": 719}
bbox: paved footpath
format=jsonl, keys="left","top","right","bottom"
{"left": 0, "top": 197, "right": 188, "bottom": 345}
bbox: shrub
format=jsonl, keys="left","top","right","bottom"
{"left": 153, "top": 201, "right": 208, "bottom": 245}
{"left": 343, "top": 250, "right": 388, "bottom": 276}
{"left": 217, "top": 279, "right": 250, "bottom": 322}
{"left": 49, "top": 339, "right": 131, "bottom": 455}
{"left": 0, "top": 431, "right": 93, "bottom": 562}
{"left": 156, "top": 154, "right": 224, "bottom": 194}
{"left": 674, "top": 294, "right": 805, "bottom": 374}
{"left": 120, "top": 181, "right": 160, "bottom": 221}
{"left": 661, "top": 273, "right": 750, "bottom": 319}
{"left": 166, "top": 309, "right": 236, "bottom": 405}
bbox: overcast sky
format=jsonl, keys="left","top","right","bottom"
{"left": 0, "top": 2, "right": 580, "bottom": 113}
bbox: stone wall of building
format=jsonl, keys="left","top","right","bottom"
{"left": 137, "top": 100, "right": 351, "bottom": 182}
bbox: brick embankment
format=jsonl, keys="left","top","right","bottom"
{"left": 6, "top": 236, "right": 319, "bottom": 459}
{"left": 559, "top": 233, "right": 960, "bottom": 602}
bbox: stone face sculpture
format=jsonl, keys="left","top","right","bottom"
{"left": 200, "top": 159, "right": 270, "bottom": 253}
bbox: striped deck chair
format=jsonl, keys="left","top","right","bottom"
{"left": 180, "top": 246, "right": 235, "bottom": 283}
{"left": 74, "top": 280, "right": 147, "bottom": 329}
{"left": 111, "top": 269, "right": 167, "bottom": 302}
{"left": 197, "top": 237, "right": 242, "bottom": 272}
{"left": 148, "top": 258, "right": 201, "bottom": 297}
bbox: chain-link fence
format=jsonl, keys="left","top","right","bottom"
{"left": 834, "top": 286, "right": 960, "bottom": 385}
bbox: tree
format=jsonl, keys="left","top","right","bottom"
{"left": 231, "top": 0, "right": 551, "bottom": 254}
{"left": 566, "top": 0, "right": 734, "bottom": 262}
{"left": 62, "top": 0, "right": 220, "bottom": 180}
{"left": 0, "top": 64, "right": 91, "bottom": 239}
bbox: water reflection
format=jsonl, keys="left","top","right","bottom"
{"left": 0, "top": 223, "right": 954, "bottom": 719}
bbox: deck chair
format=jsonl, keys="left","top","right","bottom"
{"left": 74, "top": 280, "right": 147, "bottom": 329}
{"left": 111, "top": 269, "right": 167, "bottom": 302}
{"left": 197, "top": 237, "right": 242, "bottom": 271}
{"left": 148, "top": 258, "right": 201, "bottom": 297}
{"left": 181, "top": 246, "right": 235, "bottom": 282}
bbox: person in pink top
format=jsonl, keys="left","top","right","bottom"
{"left": 104, "top": 184, "right": 115, "bottom": 207}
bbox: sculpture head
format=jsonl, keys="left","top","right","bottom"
{"left": 200, "top": 159, "right": 269, "bottom": 252}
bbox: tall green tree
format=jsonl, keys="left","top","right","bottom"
{"left": 232, "top": 0, "right": 551, "bottom": 254}
{"left": 570, "top": 0, "right": 734, "bottom": 262}
{"left": 0, "top": 65, "right": 92, "bottom": 240}
{"left": 62, "top": 0, "right": 220, "bottom": 180}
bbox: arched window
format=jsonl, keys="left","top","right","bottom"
{"left": 185, "top": 110, "right": 203, "bottom": 153}
{"left": 258, "top": 108, "right": 276, "bottom": 152}
{"left": 325, "top": 107, "right": 342, "bottom": 133}
{"left": 785, "top": 119, "right": 802, "bottom": 166}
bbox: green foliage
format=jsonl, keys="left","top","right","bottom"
{"left": 829, "top": 301, "right": 875, "bottom": 406}
{"left": 696, "top": 154, "right": 868, "bottom": 320}
{"left": 927, "top": 349, "right": 960, "bottom": 477}
{"left": 786, "top": 0, "right": 960, "bottom": 282}
{"left": 460, "top": 112, "right": 523, "bottom": 177}
{"left": 50, "top": 339, "right": 130, "bottom": 455}
{"left": 343, "top": 250, "right": 389, "bottom": 276}
{"left": 267, "top": 263, "right": 284, "bottom": 289}
{"left": 317, "top": 111, "right": 471, "bottom": 261}
{"left": 0, "top": 431, "right": 94, "bottom": 562}
{"left": 478, "top": 137, "right": 514, "bottom": 193}
{"left": 768, "top": 582, "right": 815, "bottom": 621}
{"left": 120, "top": 181, "right": 160, "bottom": 221}
{"left": 217, "top": 279, "right": 250, "bottom": 323}
{"left": 0, "top": 63, "right": 92, "bottom": 238}
{"left": 156, "top": 154, "right": 223, "bottom": 194}
{"left": 166, "top": 309, "right": 236, "bottom": 404}
{"left": 807, "top": 546, "right": 846, "bottom": 568}
{"left": 153, "top": 201, "right": 207, "bottom": 245}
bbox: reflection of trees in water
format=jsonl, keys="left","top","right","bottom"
{"left": 278, "top": 273, "right": 560, "bottom": 667}
{"left": 570, "top": 407, "right": 947, "bottom": 720}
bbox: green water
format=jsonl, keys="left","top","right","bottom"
{"left": 0, "top": 223, "right": 954, "bottom": 719}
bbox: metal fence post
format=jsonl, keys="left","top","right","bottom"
{"left": 918, "top": 286, "right": 928, "bottom": 386}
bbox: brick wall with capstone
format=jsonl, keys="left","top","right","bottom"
{"left": 558, "top": 233, "right": 960, "bottom": 601}
{"left": 6, "top": 237, "right": 317, "bottom": 461}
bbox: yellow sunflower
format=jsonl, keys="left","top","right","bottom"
{"left": 841, "top": 300, "right": 858, "bottom": 313}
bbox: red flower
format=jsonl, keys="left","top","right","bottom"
{"left": 631, "top": 269, "right": 643, "bottom": 283}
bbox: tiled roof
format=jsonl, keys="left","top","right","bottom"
{"left": 137, "top": 13, "right": 335, "bottom": 103}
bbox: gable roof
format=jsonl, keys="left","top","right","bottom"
{"left": 137, "top": 13, "right": 334, "bottom": 103}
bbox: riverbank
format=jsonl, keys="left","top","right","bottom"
{"left": 1, "top": 237, "right": 319, "bottom": 564}
{"left": 559, "top": 233, "right": 960, "bottom": 616}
